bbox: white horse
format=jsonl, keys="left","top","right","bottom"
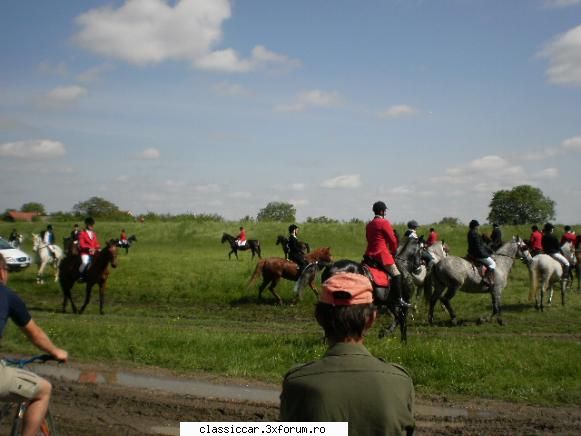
{"left": 560, "top": 240, "right": 578, "bottom": 291}
{"left": 521, "top": 245, "right": 568, "bottom": 311}
{"left": 411, "top": 241, "right": 449, "bottom": 289}
{"left": 32, "top": 233, "right": 64, "bottom": 284}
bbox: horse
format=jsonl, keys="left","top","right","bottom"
{"left": 428, "top": 237, "right": 527, "bottom": 326}
{"left": 58, "top": 240, "right": 118, "bottom": 315}
{"left": 409, "top": 240, "right": 449, "bottom": 300}
{"left": 520, "top": 245, "right": 567, "bottom": 311}
{"left": 248, "top": 247, "right": 332, "bottom": 305}
{"left": 294, "top": 237, "right": 424, "bottom": 343}
{"left": 221, "top": 233, "right": 261, "bottom": 260}
{"left": 116, "top": 234, "right": 137, "bottom": 254}
{"left": 275, "top": 235, "right": 310, "bottom": 260}
{"left": 32, "top": 233, "right": 64, "bottom": 284}
{"left": 559, "top": 240, "right": 577, "bottom": 290}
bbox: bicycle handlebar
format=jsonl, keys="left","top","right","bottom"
{"left": 3, "top": 354, "right": 60, "bottom": 368}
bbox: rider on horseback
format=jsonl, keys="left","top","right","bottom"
{"left": 235, "top": 227, "right": 247, "bottom": 247}
{"left": 78, "top": 217, "right": 100, "bottom": 283}
{"left": 404, "top": 219, "right": 434, "bottom": 268}
{"left": 529, "top": 225, "right": 543, "bottom": 256}
{"left": 288, "top": 224, "right": 307, "bottom": 272}
{"left": 467, "top": 219, "right": 495, "bottom": 287}
{"left": 363, "top": 201, "right": 403, "bottom": 304}
{"left": 542, "top": 223, "right": 570, "bottom": 284}
{"left": 42, "top": 225, "right": 57, "bottom": 259}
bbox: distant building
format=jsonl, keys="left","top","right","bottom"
{"left": 5, "top": 210, "right": 40, "bottom": 222}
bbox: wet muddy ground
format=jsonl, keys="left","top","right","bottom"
{"left": 1, "top": 362, "right": 580, "bottom": 435}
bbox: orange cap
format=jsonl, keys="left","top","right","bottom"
{"left": 320, "top": 272, "right": 373, "bottom": 306}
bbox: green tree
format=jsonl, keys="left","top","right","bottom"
{"left": 306, "top": 216, "right": 339, "bottom": 224}
{"left": 487, "top": 185, "right": 555, "bottom": 225}
{"left": 20, "top": 202, "right": 46, "bottom": 214}
{"left": 257, "top": 202, "right": 296, "bottom": 222}
{"left": 438, "top": 217, "right": 461, "bottom": 226}
{"left": 73, "top": 196, "right": 121, "bottom": 218}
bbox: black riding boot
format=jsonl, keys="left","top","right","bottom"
{"left": 390, "top": 274, "right": 403, "bottom": 304}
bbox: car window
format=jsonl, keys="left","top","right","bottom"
{"left": 0, "top": 239, "right": 12, "bottom": 249}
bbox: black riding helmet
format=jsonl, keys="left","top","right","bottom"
{"left": 85, "top": 217, "right": 95, "bottom": 227}
{"left": 288, "top": 224, "right": 298, "bottom": 234}
{"left": 543, "top": 222, "right": 554, "bottom": 232}
{"left": 407, "top": 220, "right": 418, "bottom": 229}
{"left": 372, "top": 201, "right": 387, "bottom": 215}
{"left": 469, "top": 219, "right": 480, "bottom": 229}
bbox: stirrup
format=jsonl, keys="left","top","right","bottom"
{"left": 399, "top": 298, "right": 413, "bottom": 308}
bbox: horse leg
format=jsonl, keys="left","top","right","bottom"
{"left": 37, "top": 260, "right": 46, "bottom": 284}
{"left": 98, "top": 282, "right": 106, "bottom": 315}
{"left": 428, "top": 280, "right": 446, "bottom": 325}
{"left": 440, "top": 284, "right": 459, "bottom": 325}
{"left": 62, "top": 281, "right": 77, "bottom": 314}
{"left": 79, "top": 283, "right": 93, "bottom": 314}
{"left": 489, "top": 287, "right": 504, "bottom": 326}
{"left": 561, "top": 279, "right": 566, "bottom": 306}
{"left": 268, "top": 278, "right": 283, "bottom": 305}
{"left": 258, "top": 279, "right": 270, "bottom": 301}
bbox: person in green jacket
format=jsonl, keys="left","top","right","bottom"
{"left": 280, "top": 262, "right": 415, "bottom": 435}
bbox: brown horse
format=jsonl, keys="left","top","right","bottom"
{"left": 248, "top": 247, "right": 332, "bottom": 304}
{"left": 58, "top": 240, "right": 118, "bottom": 315}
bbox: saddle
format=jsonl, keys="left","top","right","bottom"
{"left": 362, "top": 256, "right": 391, "bottom": 305}
{"left": 464, "top": 254, "right": 494, "bottom": 287}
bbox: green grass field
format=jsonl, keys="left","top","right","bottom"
{"left": 1, "top": 221, "right": 580, "bottom": 406}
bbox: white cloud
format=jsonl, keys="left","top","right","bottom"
{"left": 44, "top": 85, "right": 88, "bottom": 104}
{"left": 390, "top": 185, "right": 415, "bottom": 195}
{"left": 38, "top": 61, "right": 68, "bottom": 76}
{"left": 276, "top": 89, "right": 343, "bottom": 112}
{"left": 544, "top": 0, "right": 581, "bottom": 7}
{"left": 0, "top": 139, "right": 65, "bottom": 159}
{"left": 539, "top": 25, "right": 581, "bottom": 86}
{"left": 136, "top": 147, "right": 160, "bottom": 160}
{"left": 74, "top": 0, "right": 298, "bottom": 73}
{"left": 321, "top": 174, "right": 361, "bottom": 189}
{"left": 212, "top": 82, "right": 252, "bottom": 97}
{"left": 273, "top": 183, "right": 306, "bottom": 191}
{"left": 228, "top": 191, "right": 252, "bottom": 198}
{"left": 379, "top": 105, "right": 419, "bottom": 119}
{"left": 562, "top": 136, "right": 581, "bottom": 150}
{"left": 533, "top": 167, "right": 559, "bottom": 179}
{"left": 289, "top": 199, "right": 309, "bottom": 206}
{"left": 77, "top": 64, "right": 114, "bottom": 82}
{"left": 193, "top": 184, "right": 221, "bottom": 193}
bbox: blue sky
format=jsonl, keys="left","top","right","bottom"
{"left": 1, "top": 0, "right": 580, "bottom": 224}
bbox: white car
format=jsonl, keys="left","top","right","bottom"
{"left": 0, "top": 237, "right": 32, "bottom": 272}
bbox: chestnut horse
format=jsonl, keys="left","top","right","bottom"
{"left": 58, "top": 240, "right": 118, "bottom": 315}
{"left": 248, "top": 247, "right": 332, "bottom": 304}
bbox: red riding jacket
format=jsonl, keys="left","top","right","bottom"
{"left": 560, "top": 232, "right": 576, "bottom": 246}
{"left": 426, "top": 230, "right": 439, "bottom": 247}
{"left": 79, "top": 230, "right": 100, "bottom": 255}
{"left": 364, "top": 216, "right": 398, "bottom": 266}
{"left": 237, "top": 229, "right": 246, "bottom": 242}
{"left": 529, "top": 230, "right": 543, "bottom": 252}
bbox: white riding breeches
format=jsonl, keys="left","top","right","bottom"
{"left": 79, "top": 254, "right": 91, "bottom": 273}
{"left": 479, "top": 257, "right": 496, "bottom": 270}
{"left": 551, "top": 253, "right": 570, "bottom": 267}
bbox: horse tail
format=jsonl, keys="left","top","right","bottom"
{"left": 248, "top": 260, "right": 265, "bottom": 287}
{"left": 528, "top": 262, "right": 538, "bottom": 302}
{"left": 293, "top": 262, "right": 319, "bottom": 300}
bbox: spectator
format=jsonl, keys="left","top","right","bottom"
{"left": 280, "top": 267, "right": 415, "bottom": 435}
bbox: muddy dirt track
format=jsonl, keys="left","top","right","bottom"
{"left": 2, "top": 364, "right": 580, "bottom": 436}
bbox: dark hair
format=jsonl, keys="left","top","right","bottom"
{"left": 531, "top": 225, "right": 538, "bottom": 231}
{"left": 288, "top": 224, "right": 298, "bottom": 233}
{"left": 317, "top": 260, "right": 374, "bottom": 342}
{"left": 429, "top": 227, "right": 435, "bottom": 232}
{"left": 315, "top": 303, "right": 374, "bottom": 342}
{"left": 565, "top": 225, "right": 571, "bottom": 232}
{"left": 85, "top": 217, "right": 95, "bottom": 226}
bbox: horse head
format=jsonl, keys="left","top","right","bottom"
{"left": 106, "top": 240, "right": 119, "bottom": 268}
{"left": 397, "top": 237, "right": 423, "bottom": 271}
{"left": 311, "top": 247, "right": 332, "bottom": 263}
{"left": 275, "top": 235, "right": 286, "bottom": 245}
{"left": 221, "top": 233, "right": 231, "bottom": 244}
{"left": 31, "top": 233, "right": 41, "bottom": 251}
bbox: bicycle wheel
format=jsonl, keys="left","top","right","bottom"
{"left": 9, "top": 405, "right": 58, "bottom": 436}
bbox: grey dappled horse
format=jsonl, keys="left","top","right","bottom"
{"left": 32, "top": 233, "right": 64, "bottom": 284}
{"left": 409, "top": 241, "right": 449, "bottom": 300}
{"left": 428, "top": 237, "right": 527, "bottom": 326}
{"left": 521, "top": 246, "right": 568, "bottom": 311}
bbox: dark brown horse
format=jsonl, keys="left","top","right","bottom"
{"left": 58, "top": 240, "right": 118, "bottom": 315}
{"left": 248, "top": 247, "right": 332, "bottom": 304}
{"left": 275, "top": 235, "right": 310, "bottom": 260}
{"left": 221, "top": 233, "right": 261, "bottom": 260}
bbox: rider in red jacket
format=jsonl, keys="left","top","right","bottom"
{"left": 560, "top": 225, "right": 576, "bottom": 246}
{"left": 364, "top": 201, "right": 402, "bottom": 303}
{"left": 528, "top": 225, "right": 543, "bottom": 256}
{"left": 78, "top": 217, "right": 100, "bottom": 282}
